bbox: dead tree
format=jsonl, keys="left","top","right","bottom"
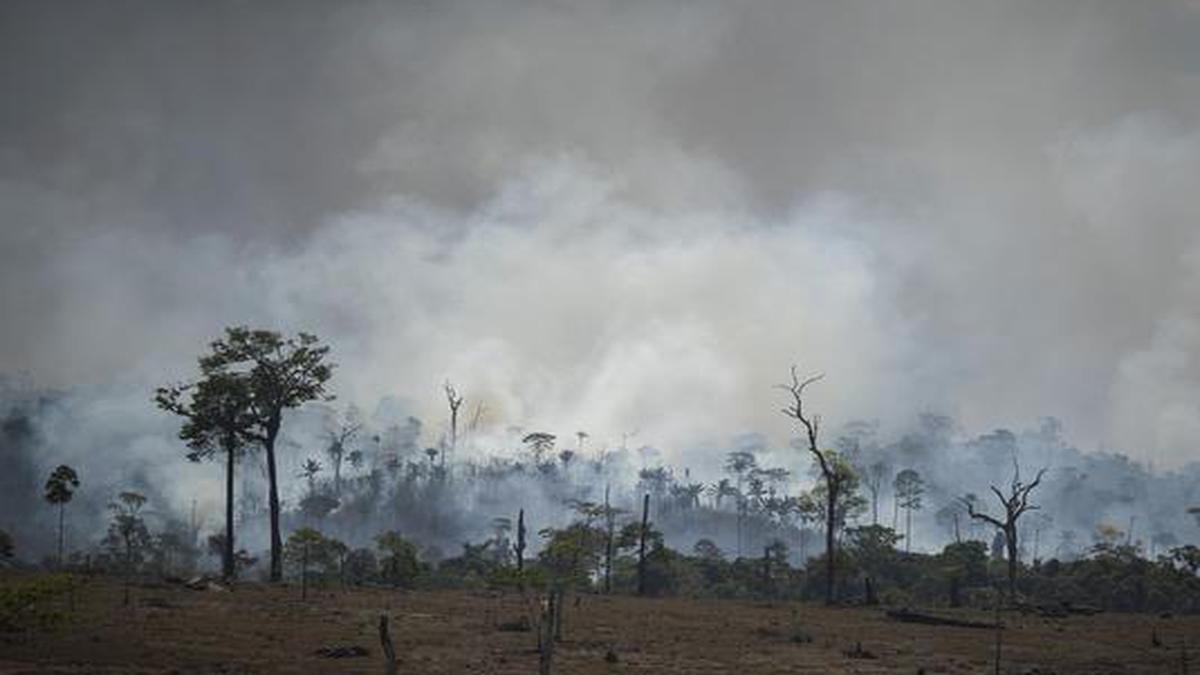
{"left": 379, "top": 614, "right": 398, "bottom": 675}
{"left": 444, "top": 380, "right": 464, "bottom": 460}
{"left": 514, "top": 508, "right": 527, "bottom": 574}
{"left": 779, "top": 366, "right": 846, "bottom": 605}
{"left": 637, "top": 493, "right": 650, "bottom": 596}
{"left": 604, "top": 485, "right": 616, "bottom": 593}
{"left": 325, "top": 411, "right": 361, "bottom": 497}
{"left": 538, "top": 590, "right": 560, "bottom": 675}
{"left": 960, "top": 466, "right": 1047, "bottom": 603}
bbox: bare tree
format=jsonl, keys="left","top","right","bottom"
{"left": 325, "top": 407, "right": 362, "bottom": 497}
{"left": 960, "top": 466, "right": 1047, "bottom": 602}
{"left": 779, "top": 365, "right": 850, "bottom": 605}
{"left": 863, "top": 461, "right": 890, "bottom": 526}
{"left": 893, "top": 469, "right": 925, "bottom": 553}
{"left": 444, "top": 380, "right": 464, "bottom": 461}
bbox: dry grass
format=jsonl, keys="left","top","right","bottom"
{"left": 0, "top": 573, "right": 1195, "bottom": 673}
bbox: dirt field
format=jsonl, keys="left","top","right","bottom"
{"left": 1, "top": 574, "right": 1196, "bottom": 673}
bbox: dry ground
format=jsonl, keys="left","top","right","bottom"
{"left": 1, "top": 574, "right": 1197, "bottom": 673}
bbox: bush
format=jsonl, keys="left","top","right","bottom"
{"left": 0, "top": 574, "right": 78, "bottom": 632}
{"left": 376, "top": 531, "right": 425, "bottom": 588}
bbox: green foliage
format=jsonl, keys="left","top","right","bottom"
{"left": 940, "top": 540, "right": 989, "bottom": 586}
{"left": 284, "top": 527, "right": 347, "bottom": 583}
{"left": 342, "top": 548, "right": 378, "bottom": 585}
{"left": 487, "top": 565, "right": 548, "bottom": 591}
{"left": 103, "top": 491, "right": 151, "bottom": 571}
{"left": 1163, "top": 544, "right": 1200, "bottom": 575}
{"left": 893, "top": 469, "right": 924, "bottom": 511}
{"left": 538, "top": 522, "right": 606, "bottom": 588}
{"left": 844, "top": 524, "right": 903, "bottom": 580}
{"left": 376, "top": 531, "right": 425, "bottom": 588}
{"left": 430, "top": 541, "right": 503, "bottom": 588}
{"left": 0, "top": 574, "right": 78, "bottom": 633}
{"left": 201, "top": 327, "right": 334, "bottom": 412}
{"left": 43, "top": 465, "right": 79, "bottom": 505}
{"left": 155, "top": 370, "right": 255, "bottom": 460}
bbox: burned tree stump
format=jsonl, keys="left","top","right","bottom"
{"left": 379, "top": 614, "right": 398, "bottom": 675}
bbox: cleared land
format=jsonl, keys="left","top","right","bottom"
{"left": 1, "top": 574, "right": 1196, "bottom": 673}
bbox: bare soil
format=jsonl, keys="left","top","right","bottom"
{"left": 1, "top": 574, "right": 1196, "bottom": 673}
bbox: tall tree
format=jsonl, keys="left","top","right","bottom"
{"left": 960, "top": 466, "right": 1046, "bottom": 602}
{"left": 779, "top": 365, "right": 851, "bottom": 605}
{"left": 106, "top": 491, "right": 151, "bottom": 572}
{"left": 444, "top": 380, "right": 464, "bottom": 466}
{"left": 43, "top": 464, "right": 80, "bottom": 567}
{"left": 197, "top": 327, "right": 335, "bottom": 581}
{"left": 724, "top": 451, "right": 757, "bottom": 557}
{"left": 862, "top": 460, "right": 890, "bottom": 526}
{"left": 324, "top": 406, "right": 361, "bottom": 497}
{"left": 514, "top": 508, "right": 527, "bottom": 574}
{"left": 157, "top": 370, "right": 254, "bottom": 580}
{"left": 893, "top": 469, "right": 925, "bottom": 553}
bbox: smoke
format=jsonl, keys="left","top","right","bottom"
{"left": 3, "top": 1, "right": 1200, "bottom": 555}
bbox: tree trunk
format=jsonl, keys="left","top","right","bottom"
{"left": 57, "top": 503, "right": 65, "bottom": 568}
{"left": 1005, "top": 525, "right": 1018, "bottom": 603}
{"left": 825, "top": 485, "right": 836, "bottom": 605}
{"left": 604, "top": 486, "right": 613, "bottom": 594}
{"left": 906, "top": 506, "right": 913, "bottom": 553}
{"left": 515, "top": 508, "right": 526, "bottom": 574}
{"left": 379, "top": 614, "right": 398, "bottom": 675}
{"left": 302, "top": 540, "right": 309, "bottom": 601}
{"left": 333, "top": 456, "right": 342, "bottom": 497}
{"left": 736, "top": 500, "right": 743, "bottom": 558}
{"left": 637, "top": 493, "right": 649, "bottom": 596}
{"left": 265, "top": 416, "right": 283, "bottom": 582}
{"left": 762, "top": 546, "right": 771, "bottom": 594}
{"left": 224, "top": 436, "right": 236, "bottom": 580}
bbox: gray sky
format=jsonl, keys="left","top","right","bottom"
{"left": 4, "top": 1, "right": 1200, "bottom": 465}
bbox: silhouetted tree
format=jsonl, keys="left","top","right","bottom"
{"left": 43, "top": 464, "right": 79, "bottom": 567}
{"left": 376, "top": 531, "right": 422, "bottom": 588}
{"left": 724, "top": 451, "right": 757, "bottom": 556}
{"left": 299, "top": 457, "right": 323, "bottom": 495}
{"left": 157, "top": 370, "right": 254, "bottom": 580}
{"left": 105, "top": 491, "right": 151, "bottom": 573}
{"left": 324, "top": 406, "right": 361, "bottom": 496}
{"left": 514, "top": 508, "right": 527, "bottom": 573}
{"left": 893, "top": 469, "right": 925, "bottom": 553}
{"left": 961, "top": 466, "right": 1046, "bottom": 602}
{"left": 197, "top": 327, "right": 334, "bottom": 582}
{"left": 637, "top": 493, "right": 650, "bottom": 595}
{"left": 523, "top": 432, "right": 556, "bottom": 465}
{"left": 779, "top": 365, "right": 850, "bottom": 605}
{"left": 444, "top": 380, "right": 464, "bottom": 466}
{"left": 862, "top": 460, "right": 890, "bottom": 526}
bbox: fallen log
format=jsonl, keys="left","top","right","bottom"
{"left": 885, "top": 609, "right": 1000, "bottom": 630}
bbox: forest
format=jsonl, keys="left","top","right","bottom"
{"left": 3, "top": 326, "right": 1199, "bottom": 629}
